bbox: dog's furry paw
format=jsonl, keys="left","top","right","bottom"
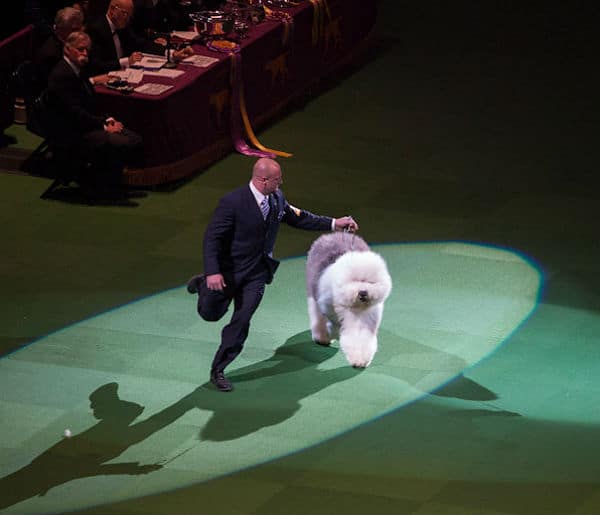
{"left": 349, "top": 358, "right": 371, "bottom": 368}
{"left": 314, "top": 340, "right": 331, "bottom": 347}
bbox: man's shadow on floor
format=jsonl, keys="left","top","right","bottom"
{"left": 196, "top": 331, "right": 361, "bottom": 441}
{"left": 0, "top": 331, "right": 357, "bottom": 509}
{"left": 0, "top": 381, "right": 185, "bottom": 509}
{"left": 41, "top": 185, "right": 141, "bottom": 207}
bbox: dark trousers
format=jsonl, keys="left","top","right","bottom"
{"left": 197, "top": 266, "right": 269, "bottom": 374}
{"left": 79, "top": 128, "right": 142, "bottom": 190}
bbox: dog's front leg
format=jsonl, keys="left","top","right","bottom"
{"left": 308, "top": 296, "right": 331, "bottom": 344}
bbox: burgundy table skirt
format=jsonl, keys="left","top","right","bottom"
{"left": 95, "top": 0, "right": 376, "bottom": 186}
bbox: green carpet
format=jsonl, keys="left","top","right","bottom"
{"left": 0, "top": 243, "right": 541, "bottom": 513}
{"left": 2, "top": 1, "right": 599, "bottom": 514}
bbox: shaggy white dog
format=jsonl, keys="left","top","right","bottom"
{"left": 306, "top": 232, "right": 392, "bottom": 368}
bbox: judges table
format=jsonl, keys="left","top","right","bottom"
{"left": 95, "top": 0, "right": 376, "bottom": 186}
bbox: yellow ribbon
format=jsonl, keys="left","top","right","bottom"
{"left": 282, "top": 19, "right": 290, "bottom": 46}
{"left": 264, "top": 5, "right": 294, "bottom": 47}
{"left": 239, "top": 84, "right": 293, "bottom": 158}
{"left": 310, "top": 0, "right": 331, "bottom": 46}
{"left": 310, "top": 0, "right": 320, "bottom": 45}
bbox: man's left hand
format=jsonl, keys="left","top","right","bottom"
{"left": 334, "top": 216, "right": 358, "bottom": 232}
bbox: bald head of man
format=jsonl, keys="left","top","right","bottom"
{"left": 251, "top": 158, "right": 283, "bottom": 196}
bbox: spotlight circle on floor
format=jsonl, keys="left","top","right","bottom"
{"left": 0, "top": 242, "right": 541, "bottom": 513}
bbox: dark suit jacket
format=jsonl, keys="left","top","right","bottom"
{"left": 33, "top": 34, "right": 62, "bottom": 87}
{"left": 45, "top": 58, "right": 105, "bottom": 141}
{"left": 203, "top": 186, "right": 333, "bottom": 285}
{"left": 86, "top": 15, "right": 164, "bottom": 74}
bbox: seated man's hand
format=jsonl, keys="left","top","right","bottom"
{"left": 91, "top": 74, "right": 114, "bottom": 85}
{"left": 104, "top": 117, "right": 124, "bottom": 133}
{"left": 172, "top": 46, "right": 194, "bottom": 62}
{"left": 128, "top": 51, "right": 143, "bottom": 66}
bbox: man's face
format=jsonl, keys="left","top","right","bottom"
{"left": 262, "top": 170, "right": 283, "bottom": 195}
{"left": 109, "top": 1, "right": 133, "bottom": 29}
{"left": 65, "top": 38, "right": 90, "bottom": 67}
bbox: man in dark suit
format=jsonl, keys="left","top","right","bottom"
{"left": 34, "top": 6, "right": 85, "bottom": 85}
{"left": 86, "top": 0, "right": 191, "bottom": 74}
{"left": 187, "top": 158, "right": 359, "bottom": 391}
{"left": 45, "top": 30, "right": 143, "bottom": 198}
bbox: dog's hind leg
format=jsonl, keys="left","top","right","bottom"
{"left": 308, "top": 296, "right": 331, "bottom": 345}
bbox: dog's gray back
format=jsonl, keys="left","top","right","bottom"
{"left": 306, "top": 232, "right": 370, "bottom": 297}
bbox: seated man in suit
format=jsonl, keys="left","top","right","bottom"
{"left": 86, "top": 0, "right": 192, "bottom": 74}
{"left": 45, "top": 30, "right": 143, "bottom": 199}
{"left": 34, "top": 6, "right": 85, "bottom": 85}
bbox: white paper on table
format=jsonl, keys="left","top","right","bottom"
{"left": 109, "top": 68, "right": 144, "bottom": 84}
{"left": 181, "top": 54, "right": 219, "bottom": 67}
{"left": 131, "top": 54, "right": 168, "bottom": 70}
{"left": 134, "top": 83, "right": 173, "bottom": 95}
{"left": 171, "top": 30, "right": 201, "bottom": 41}
{"left": 144, "top": 68, "right": 186, "bottom": 79}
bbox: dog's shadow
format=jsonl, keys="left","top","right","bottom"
{"left": 195, "top": 331, "right": 361, "bottom": 441}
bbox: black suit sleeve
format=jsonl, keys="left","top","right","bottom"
{"left": 276, "top": 192, "right": 333, "bottom": 231}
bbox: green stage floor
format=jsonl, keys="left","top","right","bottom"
{"left": 0, "top": 243, "right": 543, "bottom": 513}
{"left": 1, "top": 1, "right": 599, "bottom": 514}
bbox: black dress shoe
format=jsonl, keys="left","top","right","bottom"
{"left": 210, "top": 371, "right": 233, "bottom": 392}
{"left": 187, "top": 274, "right": 205, "bottom": 294}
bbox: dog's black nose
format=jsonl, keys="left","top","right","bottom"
{"left": 358, "top": 290, "right": 368, "bottom": 302}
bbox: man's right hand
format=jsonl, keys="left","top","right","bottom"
{"left": 128, "top": 52, "right": 143, "bottom": 65}
{"left": 206, "top": 274, "right": 226, "bottom": 291}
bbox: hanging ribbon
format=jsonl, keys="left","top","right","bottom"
{"left": 264, "top": 6, "right": 294, "bottom": 47}
{"left": 229, "top": 51, "right": 275, "bottom": 158}
{"left": 309, "top": 0, "right": 331, "bottom": 46}
{"left": 226, "top": 50, "right": 292, "bottom": 158}
{"left": 207, "top": 32, "right": 293, "bottom": 158}
{"left": 240, "top": 81, "right": 293, "bottom": 157}
{"left": 309, "top": 0, "right": 321, "bottom": 45}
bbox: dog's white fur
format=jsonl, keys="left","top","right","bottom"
{"left": 306, "top": 233, "right": 392, "bottom": 368}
